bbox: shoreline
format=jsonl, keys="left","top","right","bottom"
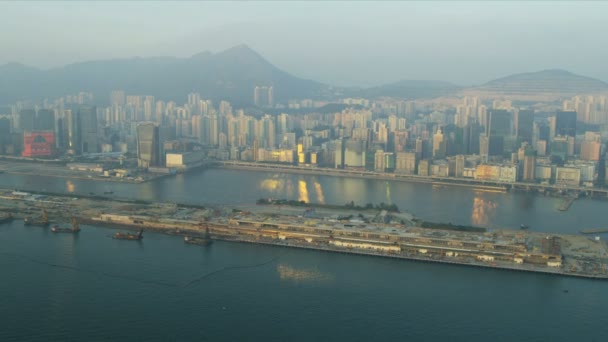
{"left": 3, "top": 158, "right": 608, "bottom": 201}
{"left": 213, "top": 161, "right": 608, "bottom": 198}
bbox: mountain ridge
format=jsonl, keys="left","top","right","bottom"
{"left": 0, "top": 44, "right": 327, "bottom": 106}
{"left": 1, "top": 46, "right": 607, "bottom": 105}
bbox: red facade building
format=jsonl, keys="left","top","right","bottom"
{"left": 22, "top": 131, "right": 55, "bottom": 157}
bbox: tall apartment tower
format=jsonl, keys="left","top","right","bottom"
{"left": 515, "top": 109, "right": 534, "bottom": 144}
{"left": 77, "top": 106, "right": 99, "bottom": 153}
{"left": 64, "top": 109, "right": 80, "bottom": 155}
{"left": 555, "top": 111, "right": 577, "bottom": 137}
{"left": 522, "top": 149, "right": 537, "bottom": 182}
{"left": 254, "top": 86, "right": 274, "bottom": 107}
{"left": 110, "top": 90, "right": 126, "bottom": 107}
{"left": 486, "top": 109, "right": 511, "bottom": 156}
{"left": 137, "top": 122, "right": 161, "bottom": 168}
{"left": 19, "top": 109, "right": 36, "bottom": 132}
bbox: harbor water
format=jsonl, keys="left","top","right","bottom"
{"left": 1, "top": 168, "right": 608, "bottom": 341}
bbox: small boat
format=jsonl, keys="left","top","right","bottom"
{"left": 103, "top": 191, "right": 114, "bottom": 194}
{"left": 520, "top": 224, "right": 529, "bottom": 230}
{"left": 24, "top": 209, "right": 50, "bottom": 227}
{"left": 51, "top": 218, "right": 81, "bottom": 234}
{"left": 113, "top": 229, "right": 143, "bottom": 240}
{"left": 184, "top": 236, "right": 213, "bottom": 246}
{"left": 184, "top": 227, "right": 213, "bottom": 246}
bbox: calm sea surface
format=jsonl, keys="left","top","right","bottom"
{"left": 1, "top": 169, "right": 607, "bottom": 341}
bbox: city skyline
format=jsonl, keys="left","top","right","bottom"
{"left": 2, "top": 1, "right": 608, "bottom": 86}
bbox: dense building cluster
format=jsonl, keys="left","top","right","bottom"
{"left": 0, "top": 90, "right": 607, "bottom": 187}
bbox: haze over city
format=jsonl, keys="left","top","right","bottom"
{"left": 2, "top": 1, "right": 608, "bottom": 86}
{"left": 2, "top": 2, "right": 608, "bottom": 341}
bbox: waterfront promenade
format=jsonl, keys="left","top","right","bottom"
{"left": 215, "top": 161, "right": 608, "bottom": 197}
{"left": 1, "top": 158, "right": 607, "bottom": 197}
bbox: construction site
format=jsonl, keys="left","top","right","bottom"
{"left": 0, "top": 188, "right": 607, "bottom": 280}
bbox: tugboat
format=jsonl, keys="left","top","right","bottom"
{"left": 113, "top": 229, "right": 143, "bottom": 240}
{"left": 24, "top": 209, "right": 50, "bottom": 227}
{"left": 51, "top": 217, "right": 81, "bottom": 234}
{"left": 184, "top": 227, "right": 213, "bottom": 246}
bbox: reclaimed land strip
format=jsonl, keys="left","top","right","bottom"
{"left": 2, "top": 188, "right": 607, "bottom": 280}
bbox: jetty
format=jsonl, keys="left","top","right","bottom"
{"left": 558, "top": 197, "right": 576, "bottom": 211}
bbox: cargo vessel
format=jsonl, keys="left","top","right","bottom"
{"left": 113, "top": 229, "right": 143, "bottom": 240}
{"left": 51, "top": 218, "right": 81, "bottom": 234}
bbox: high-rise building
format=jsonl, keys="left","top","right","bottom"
{"left": 143, "top": 96, "right": 155, "bottom": 122}
{"left": 64, "top": 109, "right": 81, "bottom": 155}
{"left": 580, "top": 141, "right": 601, "bottom": 161}
{"left": 110, "top": 90, "right": 126, "bottom": 107}
{"left": 486, "top": 109, "right": 511, "bottom": 155}
{"left": 78, "top": 106, "right": 98, "bottom": 153}
{"left": 35, "top": 109, "right": 55, "bottom": 131}
{"left": 22, "top": 131, "right": 55, "bottom": 157}
{"left": 374, "top": 150, "right": 386, "bottom": 172}
{"left": 137, "top": 123, "right": 161, "bottom": 168}
{"left": 19, "top": 109, "right": 36, "bottom": 132}
{"left": 343, "top": 139, "right": 366, "bottom": 168}
{"left": 555, "top": 111, "right": 577, "bottom": 137}
{"left": 254, "top": 86, "right": 274, "bottom": 107}
{"left": 433, "top": 127, "right": 446, "bottom": 158}
{"left": 395, "top": 152, "right": 417, "bottom": 174}
{"left": 515, "top": 109, "right": 534, "bottom": 144}
{"left": 0, "top": 117, "right": 11, "bottom": 153}
{"left": 551, "top": 136, "right": 573, "bottom": 161}
{"left": 455, "top": 155, "right": 465, "bottom": 178}
{"left": 479, "top": 135, "right": 489, "bottom": 162}
{"left": 522, "top": 149, "right": 536, "bottom": 182}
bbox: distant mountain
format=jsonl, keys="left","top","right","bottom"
{"left": 3, "top": 50, "right": 606, "bottom": 106}
{"left": 350, "top": 80, "right": 461, "bottom": 99}
{"left": 0, "top": 44, "right": 329, "bottom": 106}
{"left": 470, "top": 69, "right": 608, "bottom": 96}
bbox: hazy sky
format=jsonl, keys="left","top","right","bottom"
{"left": 2, "top": 1, "right": 607, "bottom": 87}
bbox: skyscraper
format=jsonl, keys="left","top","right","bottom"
{"left": 515, "top": 109, "right": 534, "bottom": 144}
{"left": 0, "top": 117, "right": 11, "bottom": 153}
{"left": 19, "top": 109, "right": 36, "bottom": 132}
{"left": 522, "top": 148, "right": 537, "bottom": 182}
{"left": 79, "top": 106, "right": 98, "bottom": 153}
{"left": 64, "top": 109, "right": 81, "bottom": 155}
{"left": 137, "top": 123, "right": 161, "bottom": 168}
{"left": 555, "top": 111, "right": 577, "bottom": 137}
{"left": 486, "top": 109, "right": 511, "bottom": 155}
{"left": 35, "top": 109, "right": 55, "bottom": 131}
{"left": 433, "top": 127, "right": 446, "bottom": 158}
